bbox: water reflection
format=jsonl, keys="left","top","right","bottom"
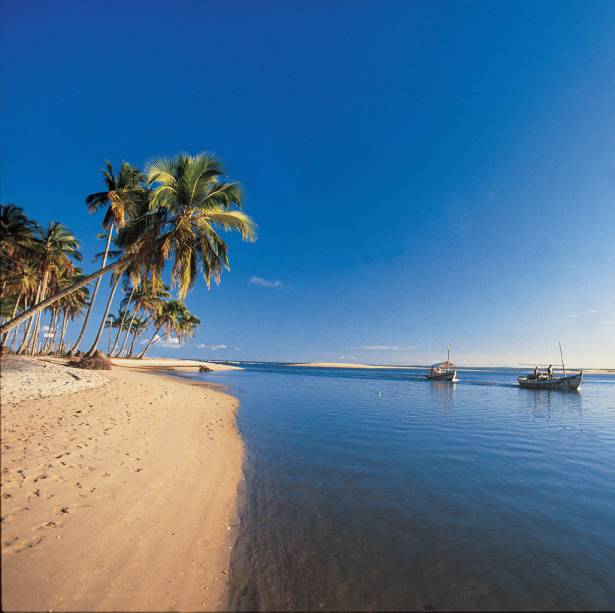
{"left": 427, "top": 380, "right": 457, "bottom": 415}
{"left": 187, "top": 365, "right": 615, "bottom": 611}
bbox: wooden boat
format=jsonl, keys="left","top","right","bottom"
{"left": 426, "top": 348, "right": 457, "bottom": 382}
{"left": 517, "top": 371, "right": 582, "bottom": 390}
{"left": 518, "top": 343, "right": 582, "bottom": 391}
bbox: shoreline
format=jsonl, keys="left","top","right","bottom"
{"left": 1, "top": 357, "right": 243, "bottom": 612}
{"left": 290, "top": 362, "right": 615, "bottom": 374}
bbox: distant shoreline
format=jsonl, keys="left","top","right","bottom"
{"left": 289, "top": 361, "right": 615, "bottom": 374}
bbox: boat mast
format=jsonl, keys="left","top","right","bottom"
{"left": 448, "top": 345, "right": 450, "bottom": 364}
{"left": 559, "top": 342, "right": 566, "bottom": 377}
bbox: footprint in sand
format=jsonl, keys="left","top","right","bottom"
{"left": 14, "top": 535, "right": 44, "bottom": 553}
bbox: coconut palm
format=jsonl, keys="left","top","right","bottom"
{"left": 137, "top": 300, "right": 184, "bottom": 358}
{"left": 70, "top": 162, "right": 143, "bottom": 354}
{"left": 115, "top": 280, "right": 169, "bottom": 357}
{"left": 0, "top": 152, "right": 256, "bottom": 336}
{"left": 19, "top": 223, "right": 81, "bottom": 354}
{"left": 0, "top": 204, "right": 36, "bottom": 262}
{"left": 0, "top": 205, "right": 36, "bottom": 340}
{"left": 110, "top": 285, "right": 137, "bottom": 356}
{"left": 137, "top": 301, "right": 200, "bottom": 359}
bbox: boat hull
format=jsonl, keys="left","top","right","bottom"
{"left": 517, "top": 373, "right": 582, "bottom": 390}
{"left": 426, "top": 369, "right": 457, "bottom": 382}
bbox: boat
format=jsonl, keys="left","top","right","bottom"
{"left": 426, "top": 348, "right": 457, "bottom": 382}
{"left": 517, "top": 343, "right": 583, "bottom": 391}
{"left": 517, "top": 371, "right": 582, "bottom": 390}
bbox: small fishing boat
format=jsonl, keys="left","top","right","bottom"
{"left": 518, "top": 343, "right": 582, "bottom": 391}
{"left": 426, "top": 348, "right": 457, "bottom": 382}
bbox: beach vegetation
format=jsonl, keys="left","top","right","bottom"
{"left": 0, "top": 152, "right": 255, "bottom": 364}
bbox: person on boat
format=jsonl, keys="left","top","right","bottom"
{"left": 533, "top": 366, "right": 538, "bottom": 378}
{"left": 547, "top": 364, "right": 553, "bottom": 378}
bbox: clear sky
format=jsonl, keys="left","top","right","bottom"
{"left": 2, "top": 0, "right": 614, "bottom": 367}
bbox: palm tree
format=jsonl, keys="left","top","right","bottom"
{"left": 110, "top": 286, "right": 136, "bottom": 356}
{"left": 104, "top": 312, "right": 123, "bottom": 355}
{"left": 20, "top": 223, "right": 81, "bottom": 354}
{"left": 137, "top": 300, "right": 183, "bottom": 358}
{"left": 0, "top": 205, "right": 37, "bottom": 347}
{"left": 70, "top": 161, "right": 143, "bottom": 354}
{"left": 137, "top": 301, "right": 200, "bottom": 359}
{"left": 0, "top": 204, "right": 36, "bottom": 265}
{"left": 0, "top": 152, "right": 256, "bottom": 336}
{"left": 125, "top": 314, "right": 150, "bottom": 357}
{"left": 114, "top": 280, "right": 168, "bottom": 356}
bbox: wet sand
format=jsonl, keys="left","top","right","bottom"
{"left": 1, "top": 357, "right": 243, "bottom": 612}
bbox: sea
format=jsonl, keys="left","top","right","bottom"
{"left": 181, "top": 363, "right": 615, "bottom": 611}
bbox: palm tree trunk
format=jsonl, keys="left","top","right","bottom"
{"left": 57, "top": 310, "right": 68, "bottom": 354}
{"left": 110, "top": 286, "right": 135, "bottom": 356}
{"left": 128, "top": 327, "right": 145, "bottom": 358}
{"left": 10, "top": 299, "right": 28, "bottom": 352}
{"left": 47, "top": 309, "right": 61, "bottom": 354}
{"left": 117, "top": 306, "right": 139, "bottom": 357}
{"left": 137, "top": 324, "right": 163, "bottom": 359}
{"left": 18, "top": 283, "right": 42, "bottom": 353}
{"left": 0, "top": 291, "right": 22, "bottom": 348}
{"left": 28, "top": 270, "right": 51, "bottom": 355}
{"left": 86, "top": 274, "right": 121, "bottom": 357}
{"left": 43, "top": 308, "right": 58, "bottom": 354}
{"left": 0, "top": 255, "right": 131, "bottom": 337}
{"left": 126, "top": 309, "right": 144, "bottom": 357}
{"left": 69, "top": 226, "right": 114, "bottom": 354}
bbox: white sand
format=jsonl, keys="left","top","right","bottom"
{"left": 1, "top": 358, "right": 243, "bottom": 612}
{"left": 110, "top": 357, "right": 242, "bottom": 371}
{"left": 0, "top": 356, "right": 108, "bottom": 404}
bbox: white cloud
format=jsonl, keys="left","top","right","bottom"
{"left": 362, "top": 345, "right": 418, "bottom": 351}
{"left": 589, "top": 309, "right": 598, "bottom": 314}
{"left": 600, "top": 321, "right": 614, "bottom": 326}
{"left": 198, "top": 343, "right": 227, "bottom": 351}
{"left": 569, "top": 314, "right": 579, "bottom": 318}
{"left": 249, "top": 275, "right": 286, "bottom": 288}
{"left": 159, "top": 336, "right": 181, "bottom": 347}
{"left": 339, "top": 355, "right": 357, "bottom": 360}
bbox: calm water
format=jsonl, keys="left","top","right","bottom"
{"left": 186, "top": 364, "right": 615, "bottom": 611}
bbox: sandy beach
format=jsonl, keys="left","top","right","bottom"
{"left": 110, "top": 357, "right": 243, "bottom": 371}
{"left": 1, "top": 357, "right": 243, "bottom": 612}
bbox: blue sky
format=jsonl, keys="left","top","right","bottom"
{"left": 2, "top": 0, "right": 614, "bottom": 367}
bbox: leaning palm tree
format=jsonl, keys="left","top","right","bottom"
{"left": 0, "top": 152, "right": 256, "bottom": 336}
{"left": 70, "top": 162, "right": 143, "bottom": 354}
